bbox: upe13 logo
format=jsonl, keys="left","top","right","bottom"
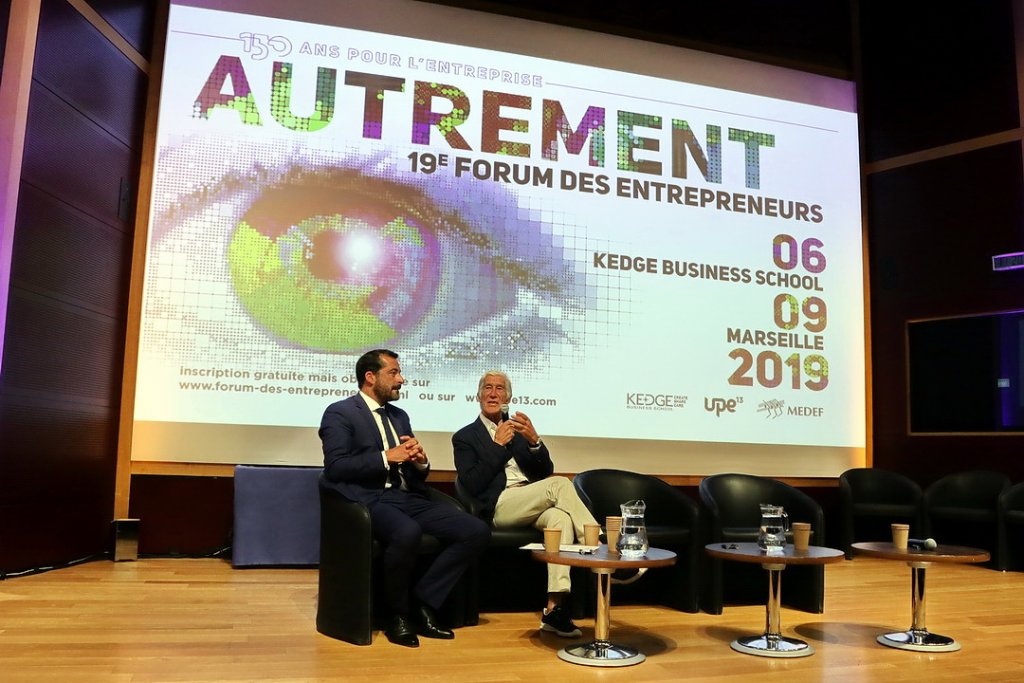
{"left": 704, "top": 396, "right": 743, "bottom": 416}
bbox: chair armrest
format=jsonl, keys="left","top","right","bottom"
{"left": 428, "top": 486, "right": 466, "bottom": 512}
{"left": 319, "top": 484, "right": 373, "bottom": 553}
{"left": 453, "top": 478, "right": 486, "bottom": 518}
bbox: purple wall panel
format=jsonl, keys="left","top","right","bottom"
{"left": 0, "top": 0, "right": 146, "bottom": 573}
{"left": 31, "top": 0, "right": 147, "bottom": 145}
{"left": 85, "top": 0, "right": 155, "bottom": 59}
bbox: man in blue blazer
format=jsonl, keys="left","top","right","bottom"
{"left": 452, "top": 370, "right": 598, "bottom": 638}
{"left": 320, "top": 349, "right": 489, "bottom": 648}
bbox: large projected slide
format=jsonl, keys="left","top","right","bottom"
{"left": 130, "top": 0, "right": 866, "bottom": 475}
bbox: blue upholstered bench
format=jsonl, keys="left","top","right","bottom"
{"left": 232, "top": 465, "right": 321, "bottom": 567}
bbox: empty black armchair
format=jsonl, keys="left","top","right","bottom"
{"left": 839, "top": 468, "right": 923, "bottom": 558}
{"left": 573, "top": 468, "right": 702, "bottom": 613}
{"left": 316, "top": 478, "right": 469, "bottom": 645}
{"left": 998, "top": 481, "right": 1024, "bottom": 572}
{"left": 699, "top": 472, "right": 826, "bottom": 614}
{"left": 924, "top": 470, "right": 1010, "bottom": 568}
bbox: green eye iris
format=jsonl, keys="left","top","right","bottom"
{"left": 226, "top": 168, "right": 441, "bottom": 352}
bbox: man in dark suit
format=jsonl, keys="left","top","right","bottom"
{"left": 452, "top": 370, "right": 597, "bottom": 638}
{"left": 320, "top": 349, "right": 489, "bottom": 648}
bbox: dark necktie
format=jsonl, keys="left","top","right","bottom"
{"left": 375, "top": 407, "right": 402, "bottom": 488}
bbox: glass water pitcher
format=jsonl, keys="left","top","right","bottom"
{"left": 757, "top": 503, "right": 789, "bottom": 554}
{"left": 617, "top": 499, "right": 649, "bottom": 558}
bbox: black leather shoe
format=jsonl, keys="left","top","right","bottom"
{"left": 415, "top": 603, "right": 454, "bottom": 639}
{"left": 384, "top": 614, "right": 420, "bottom": 648}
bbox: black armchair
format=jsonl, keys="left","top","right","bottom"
{"left": 452, "top": 477, "right": 556, "bottom": 614}
{"left": 924, "top": 470, "right": 1010, "bottom": 569}
{"left": 453, "top": 477, "right": 542, "bottom": 551}
{"left": 573, "top": 469, "right": 702, "bottom": 613}
{"left": 699, "top": 472, "right": 826, "bottom": 614}
{"left": 997, "top": 481, "right": 1024, "bottom": 572}
{"left": 316, "top": 479, "right": 470, "bottom": 645}
{"left": 838, "top": 468, "right": 923, "bottom": 558}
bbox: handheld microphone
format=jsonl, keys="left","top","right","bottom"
{"left": 907, "top": 538, "right": 937, "bottom": 550}
{"left": 499, "top": 403, "right": 512, "bottom": 448}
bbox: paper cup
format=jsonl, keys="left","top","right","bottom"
{"left": 891, "top": 523, "right": 910, "bottom": 550}
{"left": 605, "top": 516, "right": 622, "bottom": 554}
{"left": 583, "top": 523, "right": 601, "bottom": 546}
{"left": 791, "top": 522, "right": 811, "bottom": 551}
{"left": 543, "top": 527, "right": 562, "bottom": 553}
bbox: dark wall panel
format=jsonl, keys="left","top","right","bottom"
{"left": 868, "top": 143, "right": 1024, "bottom": 484}
{"left": 859, "top": 2, "right": 1019, "bottom": 161}
{"left": 427, "top": 0, "right": 854, "bottom": 75}
{"left": 21, "top": 82, "right": 135, "bottom": 228}
{"left": 0, "top": 0, "right": 148, "bottom": 573}
{"left": 2, "top": 289, "right": 124, "bottom": 402}
{"left": 868, "top": 142, "right": 1024, "bottom": 309}
{"left": 0, "top": 399, "right": 116, "bottom": 572}
{"left": 88, "top": 0, "right": 156, "bottom": 59}
{"left": 11, "top": 183, "right": 132, "bottom": 316}
{"left": 129, "top": 476, "right": 234, "bottom": 556}
{"left": 0, "top": 0, "right": 10, "bottom": 75}
{"left": 32, "top": 0, "right": 148, "bottom": 145}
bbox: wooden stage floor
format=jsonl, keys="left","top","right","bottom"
{"left": 1, "top": 554, "right": 1022, "bottom": 682}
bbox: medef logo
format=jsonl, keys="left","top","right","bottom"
{"left": 757, "top": 399, "right": 785, "bottom": 419}
{"left": 625, "top": 393, "right": 687, "bottom": 411}
{"left": 704, "top": 396, "right": 742, "bottom": 416}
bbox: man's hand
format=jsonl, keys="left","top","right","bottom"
{"left": 508, "top": 411, "right": 540, "bottom": 446}
{"left": 493, "top": 419, "right": 516, "bottom": 446}
{"left": 385, "top": 436, "right": 428, "bottom": 465}
{"left": 399, "top": 435, "right": 428, "bottom": 464}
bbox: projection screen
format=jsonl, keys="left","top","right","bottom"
{"left": 128, "top": 0, "right": 867, "bottom": 476}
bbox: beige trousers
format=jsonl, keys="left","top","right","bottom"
{"left": 492, "top": 476, "right": 598, "bottom": 593}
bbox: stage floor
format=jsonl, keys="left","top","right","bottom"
{"left": 1, "top": 554, "right": 1023, "bottom": 682}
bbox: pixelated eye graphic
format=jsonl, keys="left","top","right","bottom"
{"left": 226, "top": 169, "right": 445, "bottom": 351}
{"left": 144, "top": 140, "right": 591, "bottom": 364}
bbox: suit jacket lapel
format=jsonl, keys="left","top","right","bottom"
{"left": 472, "top": 418, "right": 493, "bottom": 449}
{"left": 473, "top": 418, "right": 508, "bottom": 486}
{"left": 355, "top": 394, "right": 386, "bottom": 451}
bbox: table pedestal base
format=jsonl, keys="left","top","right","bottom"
{"left": 875, "top": 561, "right": 960, "bottom": 653}
{"left": 731, "top": 635, "right": 814, "bottom": 658}
{"left": 558, "top": 640, "right": 645, "bottom": 667}
{"left": 877, "top": 631, "right": 960, "bottom": 652}
{"left": 558, "top": 569, "right": 645, "bottom": 667}
{"left": 729, "top": 562, "right": 814, "bottom": 658}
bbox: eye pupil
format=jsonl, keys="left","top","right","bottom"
{"left": 307, "top": 228, "right": 385, "bottom": 282}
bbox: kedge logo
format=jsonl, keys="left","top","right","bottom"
{"left": 625, "top": 393, "right": 687, "bottom": 411}
{"left": 704, "top": 396, "right": 743, "bottom": 416}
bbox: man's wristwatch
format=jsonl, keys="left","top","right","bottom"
{"left": 529, "top": 438, "right": 543, "bottom": 449}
